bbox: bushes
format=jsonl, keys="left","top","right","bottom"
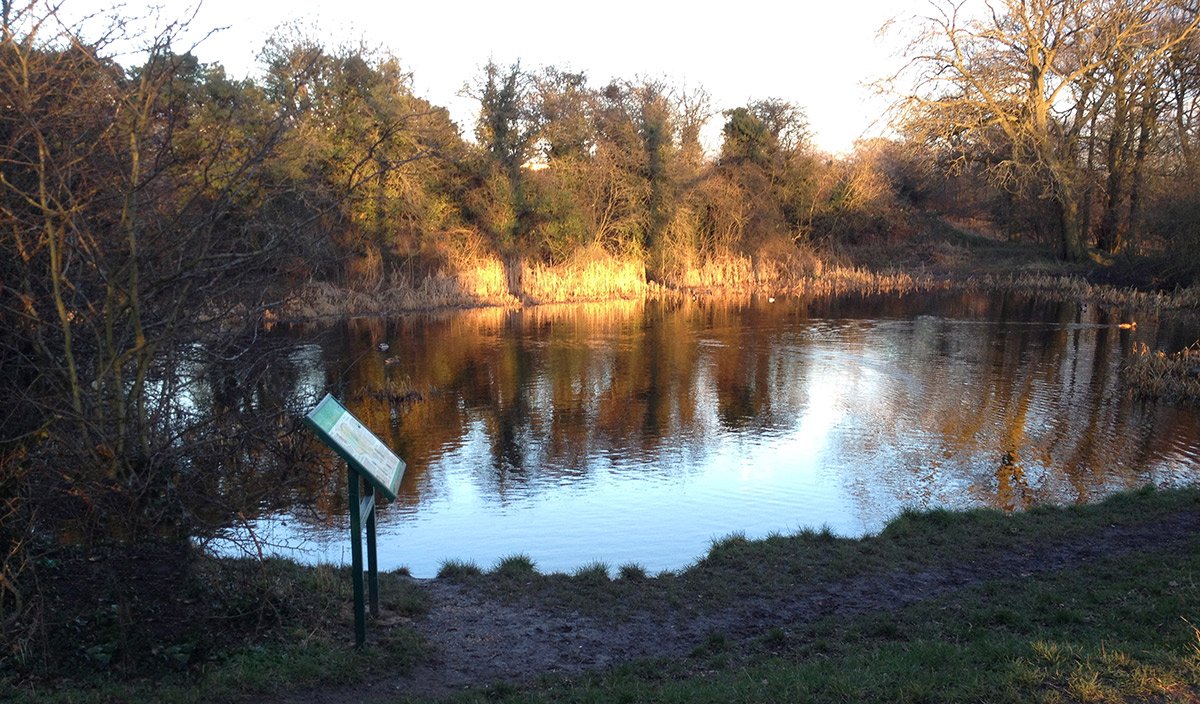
{"left": 1146, "top": 182, "right": 1200, "bottom": 287}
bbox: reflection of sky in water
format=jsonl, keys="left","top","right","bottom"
{"left": 215, "top": 295, "right": 1200, "bottom": 577}
{"left": 288, "top": 344, "right": 328, "bottom": 403}
{"left": 237, "top": 356, "right": 855, "bottom": 576}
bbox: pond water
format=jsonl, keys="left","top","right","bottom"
{"left": 220, "top": 292, "right": 1200, "bottom": 577}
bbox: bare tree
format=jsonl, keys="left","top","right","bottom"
{"left": 0, "top": 1, "right": 316, "bottom": 658}
{"left": 897, "top": 0, "right": 1198, "bottom": 260}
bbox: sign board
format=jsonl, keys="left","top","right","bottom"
{"left": 304, "top": 393, "right": 407, "bottom": 647}
{"left": 305, "top": 393, "right": 405, "bottom": 501}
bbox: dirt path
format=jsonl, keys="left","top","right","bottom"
{"left": 272, "top": 510, "right": 1200, "bottom": 703}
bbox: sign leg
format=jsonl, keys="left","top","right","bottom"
{"left": 366, "top": 484, "right": 379, "bottom": 617}
{"left": 348, "top": 468, "right": 366, "bottom": 647}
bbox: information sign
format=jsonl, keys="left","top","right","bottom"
{"left": 305, "top": 394, "right": 404, "bottom": 500}
{"left": 304, "top": 393, "right": 407, "bottom": 646}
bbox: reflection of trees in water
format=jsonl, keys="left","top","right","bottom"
{"left": 256, "top": 291, "right": 1199, "bottom": 530}
{"left": 269, "top": 297, "right": 824, "bottom": 513}
{"left": 484, "top": 312, "right": 535, "bottom": 493}
{"left": 168, "top": 333, "right": 341, "bottom": 545}
{"left": 711, "top": 302, "right": 779, "bottom": 431}
{"left": 838, "top": 292, "right": 1190, "bottom": 523}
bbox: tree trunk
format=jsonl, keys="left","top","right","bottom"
{"left": 1081, "top": 113, "right": 1098, "bottom": 245}
{"left": 1097, "top": 152, "right": 1125, "bottom": 253}
{"left": 1057, "top": 195, "right": 1088, "bottom": 261}
{"left": 1174, "top": 64, "right": 1195, "bottom": 177}
{"left": 1098, "top": 87, "right": 1130, "bottom": 254}
{"left": 1126, "top": 101, "right": 1156, "bottom": 255}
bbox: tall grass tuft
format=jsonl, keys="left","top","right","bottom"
{"left": 494, "top": 554, "right": 537, "bottom": 577}
{"left": 437, "top": 559, "right": 482, "bottom": 581}
{"left": 617, "top": 563, "right": 648, "bottom": 581}
{"left": 573, "top": 561, "right": 611, "bottom": 583}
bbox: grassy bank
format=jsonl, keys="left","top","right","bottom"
{"left": 433, "top": 487, "right": 1200, "bottom": 704}
{"left": 7, "top": 487, "right": 1198, "bottom": 703}
{"left": 489, "top": 540, "right": 1200, "bottom": 704}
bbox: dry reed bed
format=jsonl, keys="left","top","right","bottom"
{"left": 522, "top": 249, "right": 650, "bottom": 304}
{"left": 278, "top": 252, "right": 1200, "bottom": 322}
{"left": 282, "top": 274, "right": 519, "bottom": 320}
{"left": 969, "top": 273, "right": 1200, "bottom": 313}
{"left": 781, "top": 265, "right": 945, "bottom": 297}
{"left": 1124, "top": 342, "right": 1200, "bottom": 404}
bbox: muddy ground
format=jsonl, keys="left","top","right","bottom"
{"left": 268, "top": 508, "right": 1200, "bottom": 704}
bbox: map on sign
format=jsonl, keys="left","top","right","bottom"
{"left": 305, "top": 394, "right": 405, "bottom": 500}
{"left": 329, "top": 413, "right": 400, "bottom": 491}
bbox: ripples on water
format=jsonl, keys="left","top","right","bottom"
{"left": 220, "top": 292, "right": 1200, "bottom": 576}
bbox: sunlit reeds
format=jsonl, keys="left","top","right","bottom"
{"left": 663, "top": 254, "right": 756, "bottom": 289}
{"left": 782, "top": 264, "right": 944, "bottom": 297}
{"left": 283, "top": 255, "right": 947, "bottom": 319}
{"left": 521, "top": 245, "right": 650, "bottom": 303}
{"left": 281, "top": 257, "right": 521, "bottom": 321}
{"left": 654, "top": 246, "right": 946, "bottom": 298}
{"left": 1124, "top": 341, "right": 1200, "bottom": 404}
{"left": 278, "top": 243, "right": 1200, "bottom": 322}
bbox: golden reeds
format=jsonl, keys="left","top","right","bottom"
{"left": 654, "top": 246, "right": 947, "bottom": 298}
{"left": 666, "top": 255, "right": 756, "bottom": 290}
{"left": 275, "top": 240, "right": 1200, "bottom": 323}
{"left": 1124, "top": 342, "right": 1200, "bottom": 404}
{"left": 521, "top": 245, "right": 650, "bottom": 304}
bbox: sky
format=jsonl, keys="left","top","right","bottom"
{"left": 63, "top": 0, "right": 924, "bottom": 155}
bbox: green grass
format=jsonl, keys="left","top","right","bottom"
{"left": 436, "top": 486, "right": 1200, "bottom": 703}
{"left": 438, "top": 558, "right": 484, "bottom": 580}
{"left": 1, "top": 635, "right": 426, "bottom": 704}
{"left": 573, "top": 561, "right": 611, "bottom": 582}
{"left": 434, "top": 487, "right": 1200, "bottom": 625}
{"left": 2, "top": 561, "right": 429, "bottom": 704}
{"left": 617, "top": 563, "right": 648, "bottom": 581}
{"left": 494, "top": 553, "right": 538, "bottom": 578}
{"left": 7, "top": 487, "right": 1199, "bottom": 704}
{"left": 448, "top": 534, "right": 1200, "bottom": 703}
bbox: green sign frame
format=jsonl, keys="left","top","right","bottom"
{"left": 304, "top": 393, "right": 406, "bottom": 646}
{"left": 305, "top": 394, "right": 405, "bottom": 500}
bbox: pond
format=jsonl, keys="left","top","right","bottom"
{"left": 219, "top": 291, "right": 1200, "bottom": 577}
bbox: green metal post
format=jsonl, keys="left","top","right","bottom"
{"left": 348, "top": 467, "right": 366, "bottom": 647}
{"left": 365, "top": 483, "right": 379, "bottom": 616}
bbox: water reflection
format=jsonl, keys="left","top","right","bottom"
{"left": 223, "top": 292, "right": 1200, "bottom": 576}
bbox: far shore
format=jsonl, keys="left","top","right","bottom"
{"left": 276, "top": 221, "right": 1200, "bottom": 324}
